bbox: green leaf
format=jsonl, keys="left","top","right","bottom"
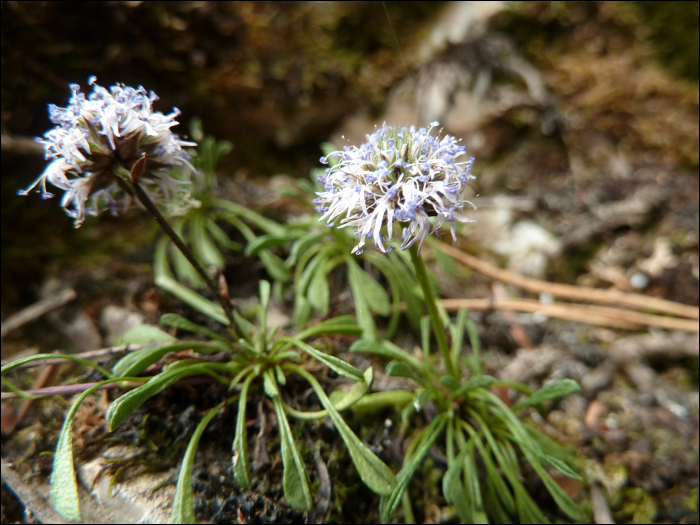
{"left": 172, "top": 404, "right": 222, "bottom": 524}
{"left": 296, "top": 367, "right": 397, "bottom": 496}
{"left": 206, "top": 218, "right": 242, "bottom": 252}
{"left": 155, "top": 274, "right": 229, "bottom": 325}
{"left": 170, "top": 220, "right": 205, "bottom": 288}
{"left": 439, "top": 375, "right": 461, "bottom": 391}
{"left": 511, "top": 379, "right": 581, "bottom": 411}
{"left": 244, "top": 235, "right": 289, "bottom": 256}
{"left": 307, "top": 267, "right": 330, "bottom": 315}
{"left": 385, "top": 361, "right": 420, "bottom": 382}
{"left": 192, "top": 215, "right": 225, "bottom": 269}
{"left": 107, "top": 365, "right": 213, "bottom": 430}
{"left": 450, "top": 308, "right": 468, "bottom": 371}
{"left": 263, "top": 369, "right": 279, "bottom": 398}
{"left": 121, "top": 324, "right": 178, "bottom": 345}
{"left": 293, "top": 315, "right": 360, "bottom": 341}
{"left": 443, "top": 446, "right": 474, "bottom": 523}
{"left": 465, "top": 319, "right": 482, "bottom": 375}
{"left": 412, "top": 388, "right": 433, "bottom": 411}
{"left": 271, "top": 396, "right": 313, "bottom": 510}
{"left": 448, "top": 375, "right": 497, "bottom": 403}
{"left": 51, "top": 378, "right": 132, "bottom": 522}
{"left": 287, "top": 232, "right": 325, "bottom": 267}
{"left": 347, "top": 390, "right": 414, "bottom": 413}
{"left": 259, "top": 250, "right": 291, "bottom": 283}
{"left": 214, "top": 199, "right": 287, "bottom": 237}
{"left": 345, "top": 256, "right": 378, "bottom": 340}
{"left": 462, "top": 438, "right": 485, "bottom": 515}
{"left": 233, "top": 373, "right": 256, "bottom": 488}
{"left": 159, "top": 314, "right": 230, "bottom": 345}
{"left": 380, "top": 415, "right": 447, "bottom": 522}
{"left": 285, "top": 338, "right": 364, "bottom": 382}
{"left": 112, "top": 341, "right": 222, "bottom": 378}
{"left": 420, "top": 315, "right": 431, "bottom": 360}
{"left": 349, "top": 339, "right": 426, "bottom": 372}
{"left": 353, "top": 262, "right": 391, "bottom": 316}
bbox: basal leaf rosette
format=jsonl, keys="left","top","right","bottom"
{"left": 314, "top": 122, "right": 476, "bottom": 254}
{"left": 19, "top": 77, "right": 198, "bottom": 227}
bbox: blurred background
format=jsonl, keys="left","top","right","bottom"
{"left": 2, "top": 1, "right": 698, "bottom": 315}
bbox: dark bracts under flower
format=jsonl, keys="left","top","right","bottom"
{"left": 19, "top": 77, "right": 198, "bottom": 227}
{"left": 315, "top": 122, "right": 476, "bottom": 254}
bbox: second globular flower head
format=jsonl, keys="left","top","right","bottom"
{"left": 315, "top": 122, "right": 476, "bottom": 254}
{"left": 18, "top": 77, "right": 199, "bottom": 227}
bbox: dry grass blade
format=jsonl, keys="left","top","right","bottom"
{"left": 441, "top": 298, "right": 699, "bottom": 332}
{"left": 436, "top": 242, "right": 699, "bottom": 320}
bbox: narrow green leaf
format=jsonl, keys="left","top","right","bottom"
{"left": 206, "top": 218, "right": 242, "bottom": 252}
{"left": 192, "top": 215, "right": 225, "bottom": 269}
{"left": 286, "top": 338, "right": 364, "bottom": 382}
{"left": 244, "top": 235, "right": 289, "bottom": 256}
{"left": 121, "top": 324, "right": 178, "bottom": 345}
{"left": 172, "top": 404, "right": 222, "bottom": 524}
{"left": 349, "top": 339, "right": 426, "bottom": 373}
{"left": 271, "top": 396, "right": 313, "bottom": 510}
{"left": 295, "top": 367, "right": 397, "bottom": 496}
{"left": 287, "top": 232, "right": 326, "bottom": 267}
{"left": 380, "top": 415, "right": 447, "bottom": 522}
{"left": 263, "top": 369, "right": 279, "bottom": 398}
{"left": 511, "top": 379, "right": 581, "bottom": 411}
{"left": 345, "top": 256, "right": 377, "bottom": 340}
{"left": 51, "top": 378, "right": 136, "bottom": 521}
{"left": 307, "top": 269, "right": 330, "bottom": 315}
{"left": 284, "top": 370, "right": 372, "bottom": 420}
{"left": 385, "top": 361, "right": 419, "bottom": 382}
{"left": 347, "top": 390, "right": 414, "bottom": 413}
{"left": 260, "top": 250, "right": 291, "bottom": 283}
{"left": 412, "top": 388, "right": 433, "bottom": 411}
{"left": 232, "top": 311, "right": 256, "bottom": 345}
{"left": 439, "top": 375, "right": 461, "bottom": 391}
{"left": 233, "top": 373, "right": 256, "bottom": 488}
{"left": 259, "top": 280, "right": 271, "bottom": 337}
{"left": 112, "top": 342, "right": 221, "bottom": 378}
{"left": 155, "top": 275, "right": 229, "bottom": 325}
{"left": 448, "top": 375, "right": 497, "bottom": 403}
{"left": 443, "top": 446, "right": 474, "bottom": 523}
{"left": 293, "top": 315, "right": 360, "bottom": 341}
{"left": 354, "top": 262, "right": 391, "bottom": 316}
{"left": 159, "top": 313, "right": 231, "bottom": 345}
{"left": 274, "top": 364, "right": 286, "bottom": 386}
{"left": 465, "top": 319, "right": 482, "bottom": 375}
{"left": 107, "top": 365, "right": 213, "bottom": 430}
{"left": 171, "top": 220, "right": 205, "bottom": 288}
{"left": 214, "top": 199, "right": 287, "bottom": 237}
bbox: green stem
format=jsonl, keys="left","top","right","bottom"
{"left": 113, "top": 164, "right": 236, "bottom": 329}
{"left": 409, "top": 245, "right": 456, "bottom": 377}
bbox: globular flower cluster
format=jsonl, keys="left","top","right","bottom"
{"left": 315, "top": 122, "right": 476, "bottom": 254}
{"left": 19, "top": 77, "right": 198, "bottom": 227}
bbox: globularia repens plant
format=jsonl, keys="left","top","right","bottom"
{"left": 313, "top": 122, "right": 584, "bottom": 523}
{"left": 9, "top": 79, "right": 397, "bottom": 522}
{"left": 10, "top": 76, "right": 584, "bottom": 523}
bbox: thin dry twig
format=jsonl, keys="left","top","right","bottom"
{"left": 1, "top": 288, "right": 77, "bottom": 339}
{"left": 435, "top": 242, "right": 699, "bottom": 320}
{"left": 441, "top": 298, "right": 699, "bottom": 332}
{"left": 1, "top": 459, "right": 72, "bottom": 524}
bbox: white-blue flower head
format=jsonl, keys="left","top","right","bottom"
{"left": 315, "top": 122, "right": 476, "bottom": 254}
{"left": 18, "top": 78, "right": 198, "bottom": 227}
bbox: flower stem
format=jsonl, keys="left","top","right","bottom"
{"left": 409, "top": 245, "right": 456, "bottom": 378}
{"left": 113, "top": 165, "right": 236, "bottom": 328}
